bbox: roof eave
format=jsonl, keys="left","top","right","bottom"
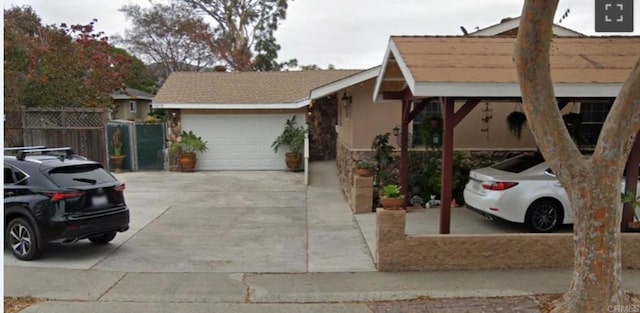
{"left": 152, "top": 100, "right": 311, "bottom": 110}
{"left": 309, "top": 67, "right": 380, "bottom": 99}
{"left": 412, "top": 82, "right": 623, "bottom": 98}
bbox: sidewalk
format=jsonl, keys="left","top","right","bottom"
{"left": 7, "top": 264, "right": 640, "bottom": 312}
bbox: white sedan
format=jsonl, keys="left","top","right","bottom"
{"left": 463, "top": 152, "right": 640, "bottom": 232}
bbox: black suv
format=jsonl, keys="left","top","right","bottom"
{"left": 4, "top": 146, "right": 130, "bottom": 260}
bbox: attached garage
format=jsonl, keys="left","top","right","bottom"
{"left": 181, "top": 112, "right": 305, "bottom": 170}
{"left": 153, "top": 70, "right": 360, "bottom": 171}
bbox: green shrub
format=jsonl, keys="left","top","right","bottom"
{"left": 382, "top": 184, "right": 402, "bottom": 198}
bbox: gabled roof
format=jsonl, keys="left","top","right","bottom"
{"left": 309, "top": 66, "right": 380, "bottom": 99}
{"left": 110, "top": 87, "right": 154, "bottom": 101}
{"left": 153, "top": 70, "right": 361, "bottom": 109}
{"left": 374, "top": 36, "right": 640, "bottom": 100}
{"left": 468, "top": 16, "right": 584, "bottom": 37}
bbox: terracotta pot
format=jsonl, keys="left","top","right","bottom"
{"left": 110, "top": 155, "right": 126, "bottom": 173}
{"left": 285, "top": 152, "right": 302, "bottom": 170}
{"left": 356, "top": 168, "right": 372, "bottom": 177}
{"left": 380, "top": 197, "right": 405, "bottom": 210}
{"left": 179, "top": 152, "right": 197, "bottom": 172}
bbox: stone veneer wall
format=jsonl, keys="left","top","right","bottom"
{"left": 166, "top": 110, "right": 182, "bottom": 171}
{"left": 336, "top": 141, "right": 374, "bottom": 208}
{"left": 376, "top": 209, "right": 640, "bottom": 271}
{"left": 308, "top": 96, "right": 338, "bottom": 161}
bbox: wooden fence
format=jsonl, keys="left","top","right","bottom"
{"left": 4, "top": 108, "right": 108, "bottom": 167}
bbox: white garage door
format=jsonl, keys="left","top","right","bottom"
{"left": 181, "top": 113, "right": 306, "bottom": 170}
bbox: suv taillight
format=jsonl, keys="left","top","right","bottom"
{"left": 113, "top": 184, "right": 126, "bottom": 192}
{"left": 46, "top": 192, "right": 85, "bottom": 202}
{"left": 482, "top": 182, "right": 519, "bottom": 191}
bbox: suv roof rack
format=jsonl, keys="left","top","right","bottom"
{"left": 4, "top": 146, "right": 47, "bottom": 152}
{"left": 15, "top": 147, "right": 76, "bottom": 161}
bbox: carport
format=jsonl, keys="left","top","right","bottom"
{"left": 373, "top": 36, "right": 640, "bottom": 233}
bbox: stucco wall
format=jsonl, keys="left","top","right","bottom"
{"left": 376, "top": 209, "right": 640, "bottom": 271}
{"left": 112, "top": 99, "right": 152, "bottom": 121}
{"left": 350, "top": 79, "right": 403, "bottom": 150}
{"left": 342, "top": 84, "right": 580, "bottom": 151}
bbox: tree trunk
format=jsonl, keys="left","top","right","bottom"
{"left": 515, "top": 0, "right": 640, "bottom": 312}
{"left": 555, "top": 180, "right": 629, "bottom": 312}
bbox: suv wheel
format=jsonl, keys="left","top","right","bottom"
{"left": 525, "top": 199, "right": 563, "bottom": 233}
{"left": 89, "top": 231, "right": 117, "bottom": 245}
{"left": 6, "top": 218, "right": 40, "bottom": 261}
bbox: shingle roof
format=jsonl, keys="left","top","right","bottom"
{"left": 154, "top": 70, "right": 362, "bottom": 105}
{"left": 110, "top": 87, "right": 154, "bottom": 100}
{"left": 383, "top": 36, "right": 640, "bottom": 86}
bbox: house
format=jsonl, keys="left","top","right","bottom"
{"left": 151, "top": 17, "right": 638, "bottom": 224}
{"left": 372, "top": 35, "right": 640, "bottom": 232}
{"left": 110, "top": 87, "right": 155, "bottom": 121}
{"left": 152, "top": 70, "right": 361, "bottom": 171}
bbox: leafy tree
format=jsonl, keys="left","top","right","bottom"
{"left": 182, "top": 0, "right": 295, "bottom": 71}
{"left": 4, "top": 6, "right": 41, "bottom": 110}
{"left": 117, "top": 2, "right": 217, "bottom": 83}
{"left": 4, "top": 6, "right": 132, "bottom": 108}
{"left": 515, "top": 0, "right": 640, "bottom": 311}
{"left": 111, "top": 47, "right": 158, "bottom": 94}
{"left": 299, "top": 64, "right": 336, "bottom": 71}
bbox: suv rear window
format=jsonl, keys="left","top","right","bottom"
{"left": 48, "top": 164, "right": 117, "bottom": 187}
{"left": 493, "top": 153, "right": 545, "bottom": 173}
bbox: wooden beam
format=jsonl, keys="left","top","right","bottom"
{"left": 382, "top": 88, "right": 412, "bottom": 101}
{"left": 407, "top": 97, "right": 437, "bottom": 122}
{"left": 453, "top": 99, "right": 481, "bottom": 127}
{"left": 400, "top": 100, "right": 411, "bottom": 207}
{"left": 381, "top": 91, "right": 405, "bottom": 100}
{"left": 439, "top": 97, "right": 455, "bottom": 234}
{"left": 557, "top": 99, "right": 571, "bottom": 111}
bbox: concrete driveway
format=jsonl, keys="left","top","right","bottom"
{"left": 5, "top": 163, "right": 376, "bottom": 272}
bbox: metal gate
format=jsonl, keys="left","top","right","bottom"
{"left": 135, "top": 123, "right": 165, "bottom": 170}
{"left": 107, "top": 121, "right": 165, "bottom": 171}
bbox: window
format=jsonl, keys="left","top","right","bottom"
{"left": 129, "top": 101, "right": 137, "bottom": 113}
{"left": 492, "top": 153, "right": 545, "bottom": 173}
{"left": 580, "top": 100, "right": 613, "bottom": 146}
{"left": 412, "top": 100, "right": 441, "bottom": 147}
{"left": 48, "top": 164, "right": 117, "bottom": 187}
{"left": 5, "top": 166, "right": 28, "bottom": 185}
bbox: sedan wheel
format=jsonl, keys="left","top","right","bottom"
{"left": 6, "top": 218, "right": 40, "bottom": 261}
{"left": 526, "top": 200, "right": 562, "bottom": 233}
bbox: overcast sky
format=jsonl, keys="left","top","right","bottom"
{"left": 4, "top": 0, "right": 639, "bottom": 69}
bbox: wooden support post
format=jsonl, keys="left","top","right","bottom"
{"left": 400, "top": 100, "right": 411, "bottom": 206}
{"left": 439, "top": 98, "right": 454, "bottom": 234}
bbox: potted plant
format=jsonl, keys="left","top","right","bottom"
{"left": 380, "top": 184, "right": 405, "bottom": 210}
{"left": 355, "top": 160, "right": 373, "bottom": 177}
{"left": 170, "top": 130, "right": 208, "bottom": 172}
{"left": 110, "top": 128, "right": 126, "bottom": 173}
{"left": 507, "top": 111, "right": 527, "bottom": 139}
{"left": 271, "top": 115, "right": 307, "bottom": 170}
